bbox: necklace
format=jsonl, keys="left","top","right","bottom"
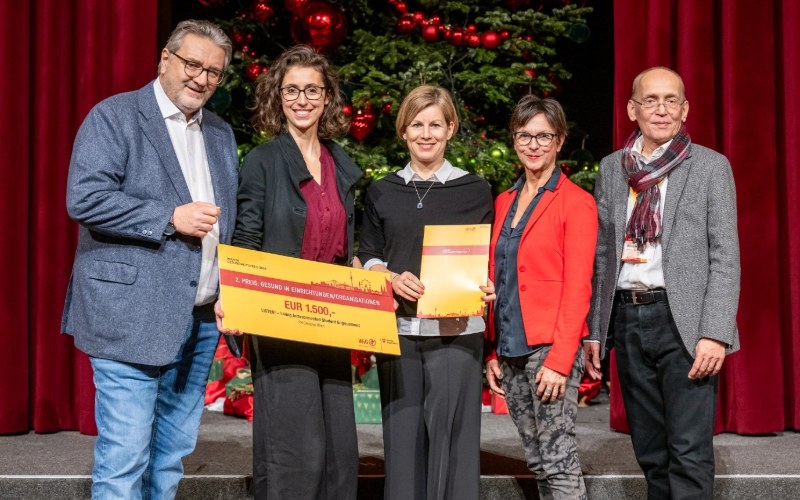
{"left": 412, "top": 180, "right": 435, "bottom": 209}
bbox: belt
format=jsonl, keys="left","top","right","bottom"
{"left": 615, "top": 288, "right": 668, "bottom": 305}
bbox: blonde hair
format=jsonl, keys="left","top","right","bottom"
{"left": 395, "top": 85, "right": 459, "bottom": 139}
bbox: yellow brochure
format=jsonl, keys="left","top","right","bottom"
{"left": 416, "top": 224, "right": 491, "bottom": 318}
{"left": 218, "top": 244, "right": 400, "bottom": 354}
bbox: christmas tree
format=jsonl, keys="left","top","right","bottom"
{"left": 200, "top": 0, "right": 596, "bottom": 195}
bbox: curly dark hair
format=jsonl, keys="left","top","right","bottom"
{"left": 251, "top": 45, "right": 349, "bottom": 139}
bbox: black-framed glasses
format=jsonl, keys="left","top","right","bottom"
{"left": 169, "top": 51, "right": 225, "bottom": 85}
{"left": 513, "top": 131, "right": 557, "bottom": 147}
{"left": 280, "top": 86, "right": 326, "bottom": 101}
{"left": 631, "top": 97, "right": 684, "bottom": 111}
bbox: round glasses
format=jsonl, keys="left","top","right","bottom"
{"left": 170, "top": 51, "right": 225, "bottom": 85}
{"left": 512, "top": 131, "right": 557, "bottom": 147}
{"left": 280, "top": 86, "right": 326, "bottom": 101}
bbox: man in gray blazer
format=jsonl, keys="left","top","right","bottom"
{"left": 585, "top": 67, "right": 740, "bottom": 499}
{"left": 61, "top": 20, "right": 237, "bottom": 499}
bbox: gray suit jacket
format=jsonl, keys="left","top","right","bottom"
{"left": 587, "top": 143, "right": 740, "bottom": 358}
{"left": 61, "top": 82, "right": 238, "bottom": 366}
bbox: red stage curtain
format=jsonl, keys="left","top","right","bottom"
{"left": 0, "top": 0, "right": 158, "bottom": 435}
{"left": 610, "top": 0, "right": 800, "bottom": 434}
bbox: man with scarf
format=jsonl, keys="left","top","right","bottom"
{"left": 585, "top": 67, "right": 740, "bottom": 499}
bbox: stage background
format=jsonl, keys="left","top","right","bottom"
{"left": 1, "top": 0, "right": 797, "bottom": 436}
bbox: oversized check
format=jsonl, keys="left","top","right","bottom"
{"left": 218, "top": 244, "right": 400, "bottom": 354}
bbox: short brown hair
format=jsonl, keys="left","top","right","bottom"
{"left": 509, "top": 94, "right": 568, "bottom": 141}
{"left": 395, "top": 85, "right": 459, "bottom": 139}
{"left": 251, "top": 45, "right": 349, "bottom": 139}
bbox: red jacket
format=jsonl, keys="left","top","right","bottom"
{"left": 485, "top": 174, "right": 598, "bottom": 375}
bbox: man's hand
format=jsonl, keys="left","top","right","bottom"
{"left": 486, "top": 359, "right": 505, "bottom": 397}
{"left": 214, "top": 300, "right": 242, "bottom": 336}
{"left": 173, "top": 202, "right": 220, "bottom": 238}
{"left": 584, "top": 342, "right": 603, "bottom": 381}
{"left": 535, "top": 366, "right": 567, "bottom": 403}
{"left": 688, "top": 338, "right": 726, "bottom": 379}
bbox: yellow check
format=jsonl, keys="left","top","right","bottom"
{"left": 218, "top": 244, "right": 400, "bottom": 354}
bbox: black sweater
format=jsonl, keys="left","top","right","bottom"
{"left": 358, "top": 172, "right": 494, "bottom": 318}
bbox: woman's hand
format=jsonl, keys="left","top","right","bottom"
{"left": 535, "top": 365, "right": 567, "bottom": 403}
{"left": 214, "top": 300, "right": 242, "bottom": 336}
{"left": 391, "top": 271, "right": 425, "bottom": 302}
{"left": 480, "top": 279, "right": 496, "bottom": 303}
{"left": 486, "top": 359, "right": 505, "bottom": 397}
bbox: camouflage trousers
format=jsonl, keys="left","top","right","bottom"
{"left": 500, "top": 346, "right": 587, "bottom": 500}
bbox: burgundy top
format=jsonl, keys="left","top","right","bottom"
{"left": 299, "top": 145, "right": 347, "bottom": 264}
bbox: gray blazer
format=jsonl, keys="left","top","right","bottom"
{"left": 587, "top": 143, "right": 740, "bottom": 358}
{"left": 61, "top": 82, "right": 238, "bottom": 366}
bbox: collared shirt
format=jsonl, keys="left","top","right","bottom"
{"left": 154, "top": 79, "right": 219, "bottom": 305}
{"left": 299, "top": 145, "right": 347, "bottom": 263}
{"left": 364, "top": 159, "right": 484, "bottom": 337}
{"left": 495, "top": 169, "right": 561, "bottom": 357}
{"left": 616, "top": 135, "right": 670, "bottom": 290}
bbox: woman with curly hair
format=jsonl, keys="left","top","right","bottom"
{"left": 220, "top": 45, "right": 361, "bottom": 500}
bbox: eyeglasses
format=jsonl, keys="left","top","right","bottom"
{"left": 280, "top": 86, "right": 326, "bottom": 101}
{"left": 631, "top": 97, "right": 685, "bottom": 111}
{"left": 512, "top": 131, "right": 557, "bottom": 147}
{"left": 169, "top": 51, "right": 225, "bottom": 85}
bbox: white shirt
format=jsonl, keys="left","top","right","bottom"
{"left": 154, "top": 79, "right": 219, "bottom": 306}
{"left": 616, "top": 136, "right": 671, "bottom": 290}
{"left": 365, "top": 160, "right": 484, "bottom": 336}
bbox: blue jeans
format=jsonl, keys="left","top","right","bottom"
{"left": 90, "top": 309, "right": 219, "bottom": 500}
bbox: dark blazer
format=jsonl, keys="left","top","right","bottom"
{"left": 232, "top": 133, "right": 362, "bottom": 262}
{"left": 587, "top": 144, "right": 741, "bottom": 357}
{"left": 61, "top": 82, "right": 239, "bottom": 366}
{"left": 486, "top": 174, "right": 598, "bottom": 375}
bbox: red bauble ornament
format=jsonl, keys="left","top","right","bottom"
{"left": 524, "top": 68, "right": 537, "bottom": 79}
{"left": 500, "top": 30, "right": 510, "bottom": 40}
{"left": 246, "top": 62, "right": 268, "bottom": 80}
{"left": 466, "top": 24, "right": 477, "bottom": 34}
{"left": 290, "top": 1, "right": 348, "bottom": 54}
{"left": 342, "top": 104, "right": 354, "bottom": 117}
{"left": 197, "top": 0, "right": 229, "bottom": 6}
{"left": 349, "top": 108, "right": 377, "bottom": 142}
{"left": 231, "top": 31, "right": 253, "bottom": 47}
{"left": 449, "top": 27, "right": 465, "bottom": 46}
{"left": 394, "top": 2, "right": 408, "bottom": 15}
{"left": 397, "top": 15, "right": 415, "bottom": 34}
{"left": 412, "top": 11, "right": 426, "bottom": 25}
{"left": 466, "top": 33, "right": 481, "bottom": 48}
{"left": 421, "top": 24, "right": 439, "bottom": 42}
{"left": 430, "top": 15, "right": 441, "bottom": 25}
{"left": 381, "top": 102, "right": 392, "bottom": 114}
{"left": 285, "top": 0, "right": 307, "bottom": 15}
{"left": 251, "top": 0, "right": 274, "bottom": 22}
{"left": 481, "top": 31, "right": 501, "bottom": 49}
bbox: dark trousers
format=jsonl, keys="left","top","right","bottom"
{"left": 612, "top": 299, "right": 717, "bottom": 500}
{"left": 376, "top": 333, "right": 483, "bottom": 500}
{"left": 250, "top": 337, "right": 358, "bottom": 500}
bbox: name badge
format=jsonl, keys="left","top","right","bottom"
{"left": 621, "top": 238, "right": 648, "bottom": 263}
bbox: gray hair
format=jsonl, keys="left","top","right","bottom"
{"left": 162, "top": 19, "right": 233, "bottom": 71}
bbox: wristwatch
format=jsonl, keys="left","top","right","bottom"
{"left": 164, "top": 215, "right": 176, "bottom": 236}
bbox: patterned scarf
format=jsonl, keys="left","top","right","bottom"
{"left": 621, "top": 124, "right": 691, "bottom": 250}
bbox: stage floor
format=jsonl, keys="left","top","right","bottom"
{"left": 2, "top": 393, "right": 799, "bottom": 499}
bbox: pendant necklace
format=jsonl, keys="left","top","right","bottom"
{"left": 412, "top": 180, "right": 435, "bottom": 209}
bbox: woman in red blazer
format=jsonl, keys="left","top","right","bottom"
{"left": 485, "top": 95, "right": 597, "bottom": 499}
